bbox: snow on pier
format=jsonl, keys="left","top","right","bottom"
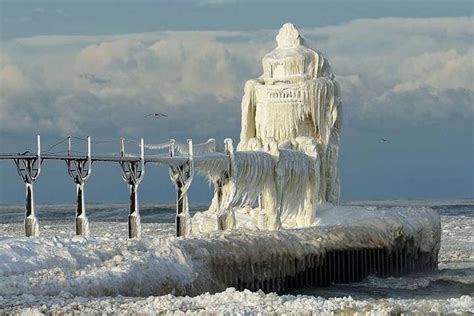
{"left": 0, "top": 205, "right": 440, "bottom": 297}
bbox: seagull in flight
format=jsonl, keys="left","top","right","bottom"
{"left": 380, "top": 138, "right": 390, "bottom": 143}
{"left": 145, "top": 113, "right": 168, "bottom": 118}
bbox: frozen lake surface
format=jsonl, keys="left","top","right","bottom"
{"left": 0, "top": 200, "right": 472, "bottom": 314}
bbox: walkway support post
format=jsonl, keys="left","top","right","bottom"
{"left": 169, "top": 139, "right": 194, "bottom": 237}
{"left": 13, "top": 135, "right": 42, "bottom": 237}
{"left": 120, "top": 138, "right": 145, "bottom": 239}
{"left": 66, "top": 136, "right": 92, "bottom": 236}
{"left": 215, "top": 138, "right": 234, "bottom": 230}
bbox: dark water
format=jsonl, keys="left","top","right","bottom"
{"left": 292, "top": 269, "right": 474, "bottom": 300}
{"left": 1, "top": 200, "right": 471, "bottom": 224}
{"left": 0, "top": 203, "right": 207, "bottom": 224}
{"left": 431, "top": 204, "right": 474, "bottom": 217}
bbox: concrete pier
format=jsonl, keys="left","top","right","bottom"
{"left": 211, "top": 246, "right": 438, "bottom": 294}
{"left": 191, "top": 206, "right": 441, "bottom": 295}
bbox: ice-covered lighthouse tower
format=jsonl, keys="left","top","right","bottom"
{"left": 238, "top": 23, "right": 342, "bottom": 204}
{"left": 191, "top": 23, "right": 342, "bottom": 233}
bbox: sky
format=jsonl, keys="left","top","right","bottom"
{"left": 0, "top": 0, "right": 473, "bottom": 205}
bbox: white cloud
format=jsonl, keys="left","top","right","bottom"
{"left": 0, "top": 65, "right": 29, "bottom": 93}
{"left": 0, "top": 17, "right": 472, "bottom": 138}
{"left": 76, "top": 39, "right": 145, "bottom": 74}
{"left": 302, "top": 17, "right": 473, "bottom": 119}
{"left": 394, "top": 49, "right": 473, "bottom": 92}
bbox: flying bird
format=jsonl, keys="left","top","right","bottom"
{"left": 145, "top": 113, "right": 168, "bottom": 118}
{"left": 380, "top": 138, "right": 390, "bottom": 143}
{"left": 18, "top": 151, "right": 30, "bottom": 155}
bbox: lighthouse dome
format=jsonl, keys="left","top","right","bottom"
{"left": 262, "top": 23, "right": 319, "bottom": 85}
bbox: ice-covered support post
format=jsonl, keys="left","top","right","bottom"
{"left": 169, "top": 139, "right": 194, "bottom": 237}
{"left": 66, "top": 136, "right": 92, "bottom": 236}
{"left": 208, "top": 138, "right": 217, "bottom": 152}
{"left": 216, "top": 138, "right": 236, "bottom": 230}
{"left": 120, "top": 138, "right": 145, "bottom": 239}
{"left": 13, "top": 135, "right": 42, "bottom": 237}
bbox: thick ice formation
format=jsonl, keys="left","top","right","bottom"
{"left": 238, "top": 23, "right": 341, "bottom": 206}
{"left": 0, "top": 205, "right": 441, "bottom": 300}
{"left": 2, "top": 201, "right": 470, "bottom": 314}
{"left": 192, "top": 23, "right": 341, "bottom": 233}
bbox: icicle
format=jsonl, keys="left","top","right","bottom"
{"left": 175, "top": 139, "right": 217, "bottom": 156}
{"left": 230, "top": 151, "right": 275, "bottom": 208}
{"left": 239, "top": 80, "right": 260, "bottom": 150}
{"left": 269, "top": 142, "right": 313, "bottom": 226}
{"left": 194, "top": 154, "right": 230, "bottom": 183}
{"left": 143, "top": 140, "right": 174, "bottom": 150}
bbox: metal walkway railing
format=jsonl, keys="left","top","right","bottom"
{"left": 0, "top": 135, "right": 231, "bottom": 238}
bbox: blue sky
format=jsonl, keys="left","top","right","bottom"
{"left": 0, "top": 0, "right": 473, "bottom": 204}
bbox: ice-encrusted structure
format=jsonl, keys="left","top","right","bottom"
{"left": 192, "top": 23, "right": 341, "bottom": 232}
{"left": 239, "top": 23, "right": 341, "bottom": 203}
{"left": 0, "top": 206, "right": 441, "bottom": 298}
{"left": 182, "top": 26, "right": 440, "bottom": 291}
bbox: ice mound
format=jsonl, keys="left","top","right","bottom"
{"left": 0, "top": 235, "right": 199, "bottom": 297}
{"left": 0, "top": 206, "right": 440, "bottom": 298}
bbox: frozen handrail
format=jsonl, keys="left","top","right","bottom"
{"left": 143, "top": 140, "right": 174, "bottom": 150}
{"left": 0, "top": 135, "right": 232, "bottom": 238}
{"left": 174, "top": 138, "right": 217, "bottom": 156}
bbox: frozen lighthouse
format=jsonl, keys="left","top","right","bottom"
{"left": 185, "top": 25, "right": 440, "bottom": 292}
{"left": 192, "top": 23, "right": 343, "bottom": 232}
{"left": 238, "top": 22, "right": 342, "bottom": 205}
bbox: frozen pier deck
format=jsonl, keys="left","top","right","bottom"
{"left": 0, "top": 206, "right": 440, "bottom": 297}
{"left": 171, "top": 205, "right": 441, "bottom": 295}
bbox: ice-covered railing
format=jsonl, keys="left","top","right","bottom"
{"left": 0, "top": 135, "right": 326, "bottom": 238}
{"left": 0, "top": 135, "right": 231, "bottom": 238}
{"left": 173, "top": 138, "right": 216, "bottom": 156}
{"left": 193, "top": 138, "right": 324, "bottom": 233}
